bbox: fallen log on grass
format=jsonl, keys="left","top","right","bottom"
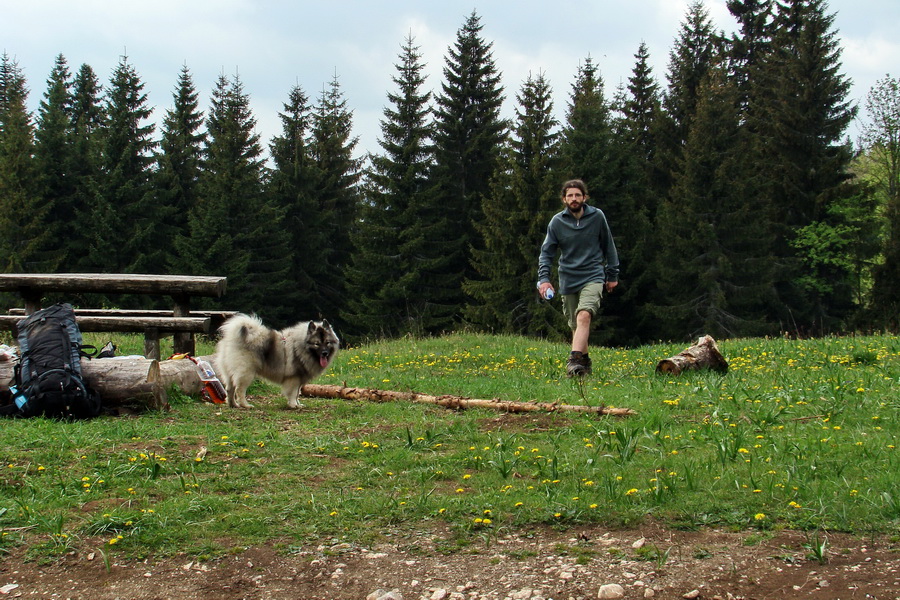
{"left": 0, "top": 355, "right": 170, "bottom": 410}
{"left": 655, "top": 335, "right": 729, "bottom": 375}
{"left": 300, "top": 383, "right": 636, "bottom": 416}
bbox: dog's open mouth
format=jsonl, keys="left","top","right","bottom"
{"left": 319, "top": 353, "right": 330, "bottom": 368}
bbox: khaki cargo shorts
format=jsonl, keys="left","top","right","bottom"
{"left": 561, "top": 281, "right": 605, "bottom": 331}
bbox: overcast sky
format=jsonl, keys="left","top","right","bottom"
{"left": 3, "top": 1, "right": 898, "bottom": 160}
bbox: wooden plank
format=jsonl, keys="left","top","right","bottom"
{"left": 0, "top": 273, "right": 227, "bottom": 298}
{"left": 7, "top": 308, "right": 237, "bottom": 318}
{"left": 0, "top": 315, "right": 212, "bottom": 334}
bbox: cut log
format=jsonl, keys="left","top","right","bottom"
{"left": 0, "top": 354, "right": 220, "bottom": 411}
{"left": 299, "top": 383, "right": 636, "bottom": 416}
{"left": 655, "top": 335, "right": 729, "bottom": 375}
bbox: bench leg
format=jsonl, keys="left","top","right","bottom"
{"left": 173, "top": 296, "right": 195, "bottom": 356}
{"left": 144, "top": 328, "right": 161, "bottom": 361}
{"left": 173, "top": 333, "right": 195, "bottom": 356}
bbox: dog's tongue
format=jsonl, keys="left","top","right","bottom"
{"left": 320, "top": 356, "right": 329, "bottom": 368}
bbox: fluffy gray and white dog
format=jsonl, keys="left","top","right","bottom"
{"left": 215, "top": 314, "right": 339, "bottom": 409}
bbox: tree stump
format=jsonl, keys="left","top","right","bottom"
{"left": 655, "top": 335, "right": 728, "bottom": 375}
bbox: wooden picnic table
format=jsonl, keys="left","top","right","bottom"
{"left": 0, "top": 273, "right": 230, "bottom": 358}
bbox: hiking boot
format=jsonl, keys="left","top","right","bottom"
{"left": 566, "top": 352, "right": 592, "bottom": 377}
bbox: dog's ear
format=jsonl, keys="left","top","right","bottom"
{"left": 307, "top": 321, "right": 316, "bottom": 335}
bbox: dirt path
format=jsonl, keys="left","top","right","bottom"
{"left": 2, "top": 525, "right": 898, "bottom": 599}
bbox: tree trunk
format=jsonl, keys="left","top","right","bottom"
{"left": 655, "top": 335, "right": 729, "bottom": 375}
{"left": 300, "top": 383, "right": 636, "bottom": 416}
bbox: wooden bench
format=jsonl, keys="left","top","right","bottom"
{"left": 0, "top": 274, "right": 232, "bottom": 360}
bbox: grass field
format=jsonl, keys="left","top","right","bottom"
{"left": 1, "top": 331, "right": 899, "bottom": 563}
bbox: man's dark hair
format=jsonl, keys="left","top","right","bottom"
{"left": 561, "top": 179, "right": 588, "bottom": 197}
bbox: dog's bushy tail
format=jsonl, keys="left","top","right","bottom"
{"left": 218, "top": 313, "right": 271, "bottom": 353}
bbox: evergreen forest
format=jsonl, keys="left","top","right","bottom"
{"left": 1, "top": 1, "right": 898, "bottom": 346}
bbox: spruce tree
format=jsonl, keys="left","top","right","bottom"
{"left": 656, "top": 1, "right": 721, "bottom": 194}
{"left": 93, "top": 55, "right": 159, "bottom": 275}
{"left": 267, "top": 83, "right": 321, "bottom": 324}
{"left": 342, "top": 35, "right": 435, "bottom": 339}
{"left": 184, "top": 73, "right": 291, "bottom": 317}
{"left": 0, "top": 54, "right": 52, "bottom": 273}
{"left": 613, "top": 43, "right": 665, "bottom": 344}
{"left": 308, "top": 73, "right": 362, "bottom": 326}
{"left": 746, "top": 0, "right": 858, "bottom": 332}
{"left": 621, "top": 43, "right": 661, "bottom": 174}
{"left": 430, "top": 11, "right": 507, "bottom": 327}
{"left": 559, "top": 57, "right": 616, "bottom": 198}
{"left": 726, "top": 0, "right": 774, "bottom": 108}
{"left": 68, "top": 63, "right": 105, "bottom": 271}
{"left": 33, "top": 54, "right": 74, "bottom": 270}
{"left": 156, "top": 65, "right": 205, "bottom": 272}
{"left": 655, "top": 65, "right": 774, "bottom": 341}
{"left": 464, "top": 72, "right": 562, "bottom": 337}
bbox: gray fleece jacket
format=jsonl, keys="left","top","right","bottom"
{"left": 537, "top": 204, "right": 619, "bottom": 295}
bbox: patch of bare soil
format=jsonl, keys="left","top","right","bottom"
{"left": 2, "top": 524, "right": 899, "bottom": 600}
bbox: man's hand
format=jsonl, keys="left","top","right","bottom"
{"left": 538, "top": 282, "right": 555, "bottom": 298}
{"left": 605, "top": 281, "right": 618, "bottom": 293}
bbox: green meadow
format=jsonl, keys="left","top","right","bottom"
{"left": 1, "top": 332, "right": 899, "bottom": 562}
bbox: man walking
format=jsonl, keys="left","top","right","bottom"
{"left": 537, "top": 179, "right": 619, "bottom": 377}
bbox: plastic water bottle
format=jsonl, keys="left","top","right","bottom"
{"left": 9, "top": 385, "right": 27, "bottom": 409}
{"left": 195, "top": 359, "right": 226, "bottom": 404}
{"left": 543, "top": 288, "right": 555, "bottom": 300}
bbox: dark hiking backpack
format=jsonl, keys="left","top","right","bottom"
{"left": 7, "top": 303, "right": 101, "bottom": 419}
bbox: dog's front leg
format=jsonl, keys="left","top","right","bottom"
{"left": 283, "top": 379, "right": 302, "bottom": 409}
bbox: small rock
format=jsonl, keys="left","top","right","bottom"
{"left": 366, "top": 589, "right": 403, "bottom": 600}
{"left": 818, "top": 580, "right": 830, "bottom": 588}
{"left": 431, "top": 589, "right": 449, "bottom": 600}
{"left": 598, "top": 583, "right": 626, "bottom": 599}
{"left": 510, "top": 590, "right": 533, "bottom": 599}
{"left": 632, "top": 537, "right": 647, "bottom": 549}
{"left": 683, "top": 590, "right": 701, "bottom": 599}
{"left": 0, "top": 584, "right": 20, "bottom": 594}
{"left": 643, "top": 589, "right": 656, "bottom": 598}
